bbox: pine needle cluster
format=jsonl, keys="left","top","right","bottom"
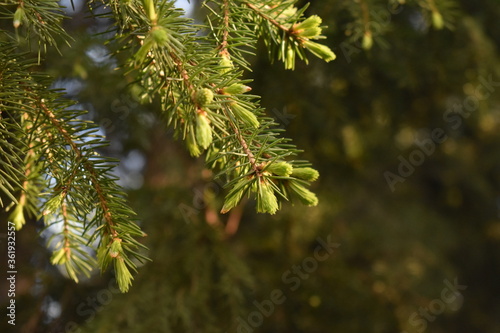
{"left": 0, "top": 0, "right": 338, "bottom": 291}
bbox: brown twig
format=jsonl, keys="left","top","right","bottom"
{"left": 218, "top": 0, "right": 231, "bottom": 57}
{"left": 221, "top": 104, "right": 260, "bottom": 176}
{"left": 245, "top": 2, "right": 292, "bottom": 34}
{"left": 40, "top": 100, "right": 118, "bottom": 238}
{"left": 170, "top": 48, "right": 260, "bottom": 175}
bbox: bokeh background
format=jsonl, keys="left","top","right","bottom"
{"left": 2, "top": 0, "right": 500, "bottom": 332}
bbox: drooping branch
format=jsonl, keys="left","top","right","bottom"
{"left": 221, "top": 104, "right": 260, "bottom": 175}
{"left": 39, "top": 99, "right": 119, "bottom": 238}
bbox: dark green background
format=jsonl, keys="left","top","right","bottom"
{"left": 2, "top": 0, "right": 500, "bottom": 332}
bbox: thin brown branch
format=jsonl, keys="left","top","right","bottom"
{"left": 61, "top": 199, "right": 72, "bottom": 260}
{"left": 85, "top": 164, "right": 118, "bottom": 237}
{"left": 174, "top": 58, "right": 195, "bottom": 92}
{"left": 170, "top": 50, "right": 260, "bottom": 175}
{"left": 171, "top": 52, "right": 198, "bottom": 109}
{"left": 18, "top": 143, "right": 34, "bottom": 209}
{"left": 42, "top": 106, "right": 81, "bottom": 158}
{"left": 218, "top": 0, "right": 231, "bottom": 57}
{"left": 221, "top": 104, "right": 260, "bottom": 175}
{"left": 15, "top": 112, "right": 40, "bottom": 219}
{"left": 245, "top": 2, "right": 292, "bottom": 34}
{"left": 39, "top": 100, "right": 118, "bottom": 238}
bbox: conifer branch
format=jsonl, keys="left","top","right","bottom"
{"left": 245, "top": 2, "right": 292, "bottom": 34}
{"left": 213, "top": 1, "right": 260, "bottom": 175}
{"left": 240, "top": 0, "right": 336, "bottom": 68}
{"left": 0, "top": 0, "right": 337, "bottom": 291}
{"left": 221, "top": 104, "right": 259, "bottom": 175}
{"left": 39, "top": 100, "right": 120, "bottom": 237}
{"left": 13, "top": 138, "right": 36, "bottom": 229}
{"left": 218, "top": 0, "right": 230, "bottom": 57}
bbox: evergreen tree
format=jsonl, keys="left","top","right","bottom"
{"left": 0, "top": 0, "right": 334, "bottom": 293}
{"left": 2, "top": 0, "right": 500, "bottom": 332}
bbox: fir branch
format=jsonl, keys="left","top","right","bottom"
{"left": 13, "top": 138, "right": 35, "bottom": 229}
{"left": 218, "top": 0, "right": 231, "bottom": 57}
{"left": 1, "top": 0, "right": 334, "bottom": 292}
{"left": 221, "top": 104, "right": 259, "bottom": 175}
{"left": 241, "top": 0, "right": 335, "bottom": 68}
{"left": 38, "top": 98, "right": 146, "bottom": 291}
{"left": 0, "top": 0, "right": 71, "bottom": 55}
{"left": 38, "top": 100, "right": 126, "bottom": 240}
{"left": 244, "top": 1, "right": 292, "bottom": 33}
{"left": 0, "top": 40, "right": 148, "bottom": 291}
